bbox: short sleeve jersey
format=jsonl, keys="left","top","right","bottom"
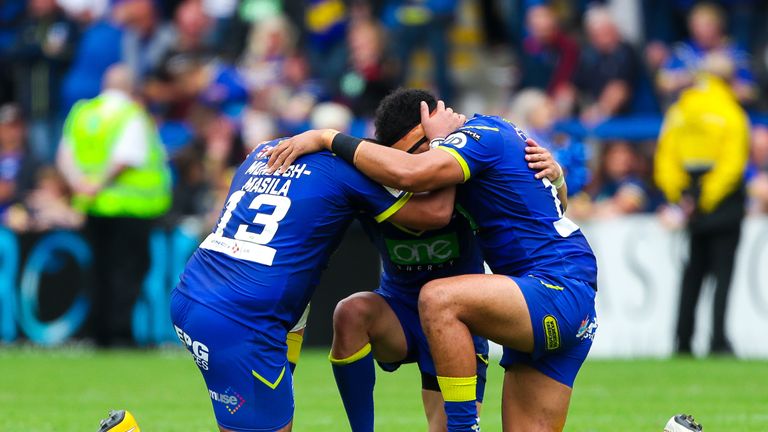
{"left": 358, "top": 207, "right": 485, "bottom": 299}
{"left": 176, "top": 140, "right": 411, "bottom": 339}
{"left": 437, "top": 115, "right": 598, "bottom": 285}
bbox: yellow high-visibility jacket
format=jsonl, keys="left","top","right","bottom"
{"left": 654, "top": 75, "right": 749, "bottom": 213}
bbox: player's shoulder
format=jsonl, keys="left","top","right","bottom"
{"left": 453, "top": 114, "right": 527, "bottom": 144}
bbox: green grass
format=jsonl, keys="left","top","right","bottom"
{"left": 0, "top": 347, "right": 766, "bottom": 431}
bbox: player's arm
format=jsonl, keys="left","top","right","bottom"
{"left": 386, "top": 186, "right": 456, "bottom": 230}
{"left": 267, "top": 102, "right": 467, "bottom": 192}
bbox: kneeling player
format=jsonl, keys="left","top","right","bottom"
{"left": 170, "top": 131, "right": 459, "bottom": 431}
{"left": 328, "top": 90, "right": 565, "bottom": 432}
{"left": 266, "top": 90, "right": 596, "bottom": 432}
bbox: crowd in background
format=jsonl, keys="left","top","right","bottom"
{"left": 2, "top": 0, "right": 768, "bottom": 234}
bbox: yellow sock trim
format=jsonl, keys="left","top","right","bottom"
{"left": 286, "top": 333, "right": 304, "bottom": 365}
{"left": 328, "top": 343, "right": 372, "bottom": 365}
{"left": 437, "top": 375, "right": 477, "bottom": 402}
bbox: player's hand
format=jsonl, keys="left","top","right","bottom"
{"left": 525, "top": 138, "right": 562, "bottom": 181}
{"left": 266, "top": 129, "right": 328, "bottom": 174}
{"left": 420, "top": 100, "right": 466, "bottom": 141}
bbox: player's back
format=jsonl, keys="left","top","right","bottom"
{"left": 176, "top": 140, "right": 408, "bottom": 340}
{"left": 438, "top": 115, "right": 597, "bottom": 285}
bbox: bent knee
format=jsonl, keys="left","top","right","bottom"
{"left": 418, "top": 280, "right": 455, "bottom": 316}
{"left": 333, "top": 293, "right": 379, "bottom": 331}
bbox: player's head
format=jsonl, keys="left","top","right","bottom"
{"left": 374, "top": 88, "right": 437, "bottom": 154}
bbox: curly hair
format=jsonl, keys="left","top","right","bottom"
{"left": 373, "top": 88, "right": 437, "bottom": 146}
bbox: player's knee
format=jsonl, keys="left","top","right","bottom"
{"left": 418, "top": 280, "right": 454, "bottom": 318}
{"left": 333, "top": 295, "right": 376, "bottom": 333}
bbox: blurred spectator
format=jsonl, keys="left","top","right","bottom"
{"left": 656, "top": 2, "right": 756, "bottom": 106}
{"left": 240, "top": 16, "right": 324, "bottom": 135}
{"left": 746, "top": 125, "right": 768, "bottom": 214}
{"left": 516, "top": 5, "right": 579, "bottom": 100}
{"left": 4, "top": 166, "right": 84, "bottom": 232}
{"left": 384, "top": 0, "right": 458, "bottom": 102}
{"left": 60, "top": 0, "right": 175, "bottom": 112}
{"left": 9, "top": 0, "right": 78, "bottom": 162}
{"left": 304, "top": 0, "right": 349, "bottom": 95}
{"left": 310, "top": 102, "right": 353, "bottom": 132}
{"left": 338, "top": 19, "right": 397, "bottom": 118}
{"left": 0, "top": 0, "right": 25, "bottom": 105}
{"left": 57, "top": 64, "right": 171, "bottom": 347}
{"left": 654, "top": 54, "right": 749, "bottom": 355}
{"left": 590, "top": 141, "right": 650, "bottom": 217}
{"left": 561, "top": 6, "right": 640, "bottom": 124}
{"left": 240, "top": 15, "right": 297, "bottom": 96}
{"left": 140, "top": 0, "right": 217, "bottom": 119}
{"left": 0, "top": 104, "right": 40, "bottom": 220}
{"left": 508, "top": 89, "right": 589, "bottom": 196}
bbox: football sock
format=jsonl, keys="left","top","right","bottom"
{"left": 286, "top": 332, "right": 303, "bottom": 373}
{"left": 438, "top": 375, "right": 480, "bottom": 432}
{"left": 330, "top": 343, "right": 375, "bottom": 432}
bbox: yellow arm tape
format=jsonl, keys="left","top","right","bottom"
{"left": 437, "top": 146, "right": 471, "bottom": 182}
{"left": 329, "top": 343, "right": 372, "bottom": 365}
{"left": 286, "top": 333, "right": 304, "bottom": 365}
{"left": 252, "top": 366, "right": 286, "bottom": 390}
{"left": 437, "top": 375, "right": 477, "bottom": 402}
{"left": 374, "top": 192, "right": 413, "bottom": 223}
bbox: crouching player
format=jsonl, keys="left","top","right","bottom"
{"left": 169, "top": 132, "right": 457, "bottom": 431}
{"left": 266, "top": 90, "right": 597, "bottom": 432}
{"left": 328, "top": 90, "right": 567, "bottom": 432}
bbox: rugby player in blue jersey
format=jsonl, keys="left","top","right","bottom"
{"left": 267, "top": 90, "right": 598, "bottom": 432}
{"left": 326, "top": 89, "right": 565, "bottom": 432}
{"left": 170, "top": 131, "right": 461, "bottom": 431}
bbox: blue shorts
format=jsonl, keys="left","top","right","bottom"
{"left": 170, "top": 289, "right": 294, "bottom": 432}
{"left": 375, "top": 288, "right": 489, "bottom": 401}
{"left": 499, "top": 274, "right": 598, "bottom": 388}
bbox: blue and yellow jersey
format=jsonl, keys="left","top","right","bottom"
{"left": 358, "top": 207, "right": 485, "bottom": 299}
{"left": 176, "top": 140, "right": 411, "bottom": 339}
{"left": 437, "top": 115, "right": 598, "bottom": 286}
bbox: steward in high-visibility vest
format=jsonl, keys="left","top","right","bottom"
{"left": 62, "top": 93, "right": 171, "bottom": 218}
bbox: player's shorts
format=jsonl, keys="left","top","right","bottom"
{"left": 374, "top": 288, "right": 489, "bottom": 402}
{"left": 170, "top": 289, "right": 294, "bottom": 432}
{"left": 500, "top": 274, "right": 598, "bottom": 388}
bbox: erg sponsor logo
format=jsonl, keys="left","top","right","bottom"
{"left": 174, "top": 325, "right": 210, "bottom": 370}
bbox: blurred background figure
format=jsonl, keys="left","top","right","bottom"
{"left": 0, "top": 104, "right": 40, "bottom": 224}
{"left": 560, "top": 5, "right": 640, "bottom": 124}
{"left": 57, "top": 64, "right": 171, "bottom": 347}
{"left": 656, "top": 2, "right": 756, "bottom": 106}
{"left": 9, "top": 0, "right": 78, "bottom": 162}
{"left": 516, "top": 5, "right": 579, "bottom": 102}
{"left": 338, "top": 18, "right": 397, "bottom": 118}
{"left": 589, "top": 140, "right": 650, "bottom": 218}
{"left": 60, "top": 0, "right": 159, "bottom": 113}
{"left": 310, "top": 101, "right": 353, "bottom": 133}
{"left": 508, "top": 89, "right": 589, "bottom": 197}
{"left": 746, "top": 125, "right": 768, "bottom": 214}
{"left": 385, "top": 0, "right": 458, "bottom": 102}
{"left": 654, "top": 53, "right": 749, "bottom": 356}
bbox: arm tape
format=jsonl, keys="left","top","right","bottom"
{"left": 331, "top": 133, "right": 363, "bottom": 164}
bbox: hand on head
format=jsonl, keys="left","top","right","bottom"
{"left": 420, "top": 100, "right": 466, "bottom": 141}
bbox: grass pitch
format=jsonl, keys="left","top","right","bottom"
{"left": 0, "top": 347, "right": 766, "bottom": 431}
